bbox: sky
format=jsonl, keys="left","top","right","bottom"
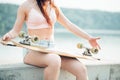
{"left": 0, "top": 0, "right": 120, "bottom": 12}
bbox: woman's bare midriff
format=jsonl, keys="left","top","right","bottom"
{"left": 28, "top": 28, "right": 54, "bottom": 40}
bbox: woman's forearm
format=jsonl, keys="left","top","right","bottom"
{"left": 8, "top": 28, "right": 19, "bottom": 39}
{"left": 66, "top": 23, "right": 92, "bottom": 40}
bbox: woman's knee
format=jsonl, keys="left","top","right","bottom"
{"left": 77, "top": 63, "right": 88, "bottom": 76}
{"left": 81, "top": 64, "right": 87, "bottom": 73}
{"left": 47, "top": 54, "right": 61, "bottom": 68}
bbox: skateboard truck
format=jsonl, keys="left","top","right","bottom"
{"left": 77, "top": 43, "right": 99, "bottom": 56}
{"left": 19, "top": 31, "right": 39, "bottom": 45}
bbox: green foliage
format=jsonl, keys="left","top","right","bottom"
{"left": 0, "top": 4, "right": 26, "bottom": 36}
{"left": 0, "top": 4, "right": 18, "bottom": 36}
{"left": 0, "top": 4, "right": 120, "bottom": 36}
{"left": 55, "top": 8, "right": 120, "bottom": 30}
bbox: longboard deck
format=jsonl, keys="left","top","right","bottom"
{"left": 0, "top": 39, "right": 100, "bottom": 60}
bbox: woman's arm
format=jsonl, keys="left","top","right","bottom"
{"left": 57, "top": 8, "right": 92, "bottom": 40}
{"left": 3, "top": 5, "right": 26, "bottom": 41}
{"left": 56, "top": 7, "right": 100, "bottom": 49}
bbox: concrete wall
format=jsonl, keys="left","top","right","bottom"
{"left": 0, "top": 63, "right": 75, "bottom": 80}
{"left": 87, "top": 64, "right": 120, "bottom": 80}
{"left": 0, "top": 63, "right": 120, "bottom": 80}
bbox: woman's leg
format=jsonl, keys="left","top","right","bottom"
{"left": 61, "top": 57, "right": 88, "bottom": 80}
{"left": 23, "top": 50, "right": 61, "bottom": 80}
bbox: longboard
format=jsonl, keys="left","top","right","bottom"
{"left": 0, "top": 39, "right": 100, "bottom": 60}
{"left": 0, "top": 31, "right": 100, "bottom": 60}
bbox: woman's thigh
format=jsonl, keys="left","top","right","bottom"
{"left": 23, "top": 50, "right": 61, "bottom": 67}
{"left": 61, "top": 57, "right": 87, "bottom": 75}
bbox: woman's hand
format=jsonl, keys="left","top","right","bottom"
{"left": 88, "top": 37, "right": 101, "bottom": 49}
{"left": 2, "top": 33, "right": 12, "bottom": 41}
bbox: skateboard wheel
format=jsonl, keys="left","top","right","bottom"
{"left": 19, "top": 31, "right": 25, "bottom": 38}
{"left": 31, "top": 36, "right": 39, "bottom": 42}
{"left": 91, "top": 48, "right": 98, "bottom": 54}
{"left": 77, "top": 43, "right": 83, "bottom": 49}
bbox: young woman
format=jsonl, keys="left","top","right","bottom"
{"left": 2, "top": 0, "right": 100, "bottom": 80}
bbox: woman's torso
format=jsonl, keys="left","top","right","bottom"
{"left": 23, "top": 1, "right": 57, "bottom": 41}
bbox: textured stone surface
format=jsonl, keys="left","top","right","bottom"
{"left": 0, "top": 63, "right": 120, "bottom": 80}
{"left": 0, "top": 63, "right": 75, "bottom": 80}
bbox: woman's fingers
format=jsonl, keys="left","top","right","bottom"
{"left": 2, "top": 33, "right": 11, "bottom": 41}
{"left": 89, "top": 37, "right": 101, "bottom": 49}
{"left": 95, "top": 37, "right": 101, "bottom": 40}
{"left": 96, "top": 43, "right": 101, "bottom": 50}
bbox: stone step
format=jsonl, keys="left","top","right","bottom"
{"left": 0, "top": 62, "right": 120, "bottom": 80}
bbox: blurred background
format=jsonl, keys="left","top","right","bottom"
{"left": 0, "top": 0, "right": 120, "bottom": 64}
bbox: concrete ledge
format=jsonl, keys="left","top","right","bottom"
{"left": 0, "top": 63, "right": 75, "bottom": 80}
{"left": 87, "top": 64, "right": 120, "bottom": 80}
{"left": 0, "top": 62, "right": 120, "bottom": 80}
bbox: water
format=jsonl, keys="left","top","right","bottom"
{"left": 0, "top": 29, "right": 120, "bottom": 64}
{"left": 55, "top": 29, "right": 120, "bottom": 60}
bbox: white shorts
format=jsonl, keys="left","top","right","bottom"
{"left": 23, "top": 40, "right": 55, "bottom": 57}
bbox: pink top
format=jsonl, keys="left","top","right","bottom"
{"left": 26, "top": 8, "right": 57, "bottom": 29}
